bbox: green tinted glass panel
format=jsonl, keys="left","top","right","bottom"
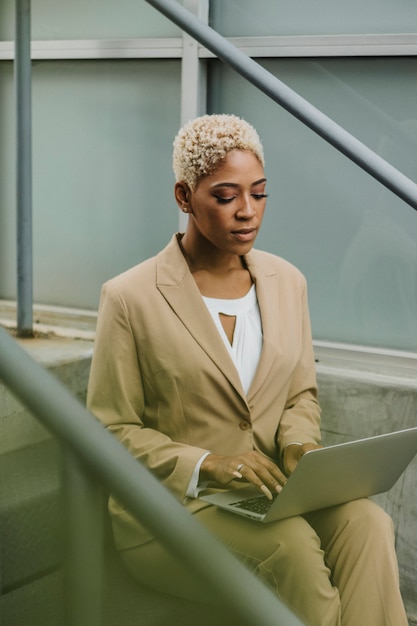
{"left": 0, "top": 60, "right": 181, "bottom": 309}
{"left": 0, "top": 0, "right": 182, "bottom": 41}
{"left": 208, "top": 58, "right": 417, "bottom": 351}
{"left": 210, "top": 0, "right": 417, "bottom": 36}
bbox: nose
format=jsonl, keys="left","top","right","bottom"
{"left": 236, "top": 194, "right": 256, "bottom": 219}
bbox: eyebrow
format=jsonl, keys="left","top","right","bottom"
{"left": 211, "top": 178, "right": 267, "bottom": 190}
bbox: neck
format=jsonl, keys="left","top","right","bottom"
{"left": 178, "top": 233, "right": 245, "bottom": 275}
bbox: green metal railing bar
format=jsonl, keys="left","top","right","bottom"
{"left": 15, "top": 0, "right": 34, "bottom": 337}
{"left": 145, "top": 0, "right": 417, "bottom": 212}
{"left": 0, "top": 327, "right": 305, "bottom": 626}
{"left": 62, "top": 450, "right": 105, "bottom": 626}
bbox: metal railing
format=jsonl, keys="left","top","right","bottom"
{"left": 15, "top": 0, "right": 33, "bottom": 337}
{"left": 146, "top": 0, "right": 417, "bottom": 212}
{"left": 0, "top": 326, "right": 305, "bottom": 626}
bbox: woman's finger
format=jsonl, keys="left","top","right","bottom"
{"left": 236, "top": 463, "right": 276, "bottom": 500}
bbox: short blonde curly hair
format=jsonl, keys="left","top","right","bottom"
{"left": 173, "top": 114, "right": 264, "bottom": 191}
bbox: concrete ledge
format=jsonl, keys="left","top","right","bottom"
{"left": 314, "top": 341, "right": 417, "bottom": 623}
{"left": 0, "top": 300, "right": 96, "bottom": 341}
{"left": 0, "top": 300, "right": 95, "bottom": 453}
{"left": 314, "top": 340, "right": 417, "bottom": 387}
{"left": 0, "top": 333, "right": 94, "bottom": 455}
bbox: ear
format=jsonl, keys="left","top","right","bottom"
{"left": 174, "top": 182, "right": 192, "bottom": 213}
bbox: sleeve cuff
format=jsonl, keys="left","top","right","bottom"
{"left": 185, "top": 451, "right": 212, "bottom": 498}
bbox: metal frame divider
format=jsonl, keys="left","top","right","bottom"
{"left": 15, "top": 0, "right": 33, "bottom": 337}
{"left": 178, "top": 0, "right": 208, "bottom": 232}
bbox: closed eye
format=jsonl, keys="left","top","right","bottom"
{"left": 213, "top": 193, "right": 268, "bottom": 204}
{"left": 214, "top": 195, "right": 236, "bottom": 204}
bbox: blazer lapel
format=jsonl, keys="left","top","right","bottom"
{"left": 156, "top": 235, "right": 247, "bottom": 401}
{"left": 244, "top": 250, "right": 280, "bottom": 401}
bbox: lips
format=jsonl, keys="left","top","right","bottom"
{"left": 232, "top": 228, "right": 257, "bottom": 242}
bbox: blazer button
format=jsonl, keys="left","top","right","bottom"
{"left": 239, "top": 421, "right": 251, "bottom": 431}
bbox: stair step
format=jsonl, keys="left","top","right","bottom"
{"left": 0, "top": 439, "right": 62, "bottom": 591}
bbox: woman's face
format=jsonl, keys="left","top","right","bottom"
{"left": 184, "top": 149, "right": 267, "bottom": 258}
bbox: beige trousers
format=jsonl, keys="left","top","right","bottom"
{"left": 120, "top": 498, "right": 408, "bottom": 626}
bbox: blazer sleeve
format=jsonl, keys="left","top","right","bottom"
{"left": 87, "top": 281, "right": 209, "bottom": 502}
{"left": 276, "top": 279, "right": 322, "bottom": 453}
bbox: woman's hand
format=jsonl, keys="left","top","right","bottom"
{"left": 200, "top": 450, "right": 288, "bottom": 500}
{"left": 282, "top": 443, "right": 322, "bottom": 476}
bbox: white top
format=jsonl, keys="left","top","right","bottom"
{"left": 186, "top": 285, "right": 263, "bottom": 499}
{"left": 202, "top": 284, "right": 263, "bottom": 395}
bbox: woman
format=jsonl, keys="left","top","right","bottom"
{"left": 87, "top": 114, "right": 408, "bottom": 626}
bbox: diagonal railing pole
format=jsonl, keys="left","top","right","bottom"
{"left": 15, "top": 0, "right": 34, "bottom": 337}
{"left": 62, "top": 450, "right": 105, "bottom": 626}
{"left": 145, "top": 0, "right": 417, "bottom": 212}
{"left": 0, "top": 327, "right": 305, "bottom": 626}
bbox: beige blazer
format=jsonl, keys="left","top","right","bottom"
{"left": 87, "top": 234, "right": 321, "bottom": 549}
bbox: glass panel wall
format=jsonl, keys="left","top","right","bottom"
{"left": 208, "top": 58, "right": 417, "bottom": 350}
{"left": 0, "top": 0, "right": 182, "bottom": 40}
{"left": 1, "top": 0, "right": 416, "bottom": 350}
{"left": 0, "top": 59, "right": 181, "bottom": 309}
{"left": 210, "top": 0, "right": 417, "bottom": 37}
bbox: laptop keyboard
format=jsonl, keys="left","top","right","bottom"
{"left": 230, "top": 495, "right": 274, "bottom": 515}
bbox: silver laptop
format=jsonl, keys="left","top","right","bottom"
{"left": 200, "top": 427, "right": 417, "bottom": 523}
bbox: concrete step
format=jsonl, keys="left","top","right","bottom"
{"left": 0, "top": 439, "right": 62, "bottom": 592}
{"left": 0, "top": 333, "right": 94, "bottom": 455}
{"left": 0, "top": 330, "right": 236, "bottom": 626}
{"left": 0, "top": 439, "right": 236, "bottom": 626}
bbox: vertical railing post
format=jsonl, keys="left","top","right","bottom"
{"left": 62, "top": 450, "right": 105, "bottom": 626}
{"left": 180, "top": 0, "right": 208, "bottom": 124}
{"left": 178, "top": 0, "right": 208, "bottom": 233}
{"left": 15, "top": 0, "right": 33, "bottom": 337}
